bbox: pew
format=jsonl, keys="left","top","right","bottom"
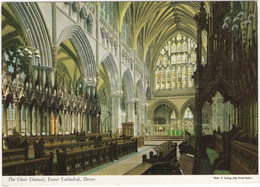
{"left": 2, "top": 152, "right": 53, "bottom": 176}
{"left": 178, "top": 134, "right": 199, "bottom": 174}
{"left": 2, "top": 140, "right": 29, "bottom": 164}
{"left": 178, "top": 153, "right": 195, "bottom": 174}
{"left": 3, "top": 132, "right": 112, "bottom": 146}
{"left": 33, "top": 136, "right": 124, "bottom": 159}
{"left": 56, "top": 139, "right": 138, "bottom": 175}
{"left": 56, "top": 146, "right": 112, "bottom": 175}
{"left": 229, "top": 140, "right": 258, "bottom": 174}
{"left": 153, "top": 141, "right": 177, "bottom": 162}
{"left": 132, "top": 136, "right": 144, "bottom": 148}
{"left": 125, "top": 141, "right": 180, "bottom": 175}
{"left": 206, "top": 126, "right": 258, "bottom": 175}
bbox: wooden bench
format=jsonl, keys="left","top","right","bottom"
{"left": 3, "top": 152, "right": 53, "bottom": 176}
{"left": 56, "top": 139, "right": 137, "bottom": 175}
{"left": 56, "top": 146, "right": 112, "bottom": 175}
{"left": 124, "top": 162, "right": 154, "bottom": 175}
{"left": 153, "top": 141, "right": 177, "bottom": 162}
{"left": 33, "top": 137, "right": 124, "bottom": 159}
{"left": 178, "top": 153, "right": 195, "bottom": 174}
{"left": 132, "top": 136, "right": 144, "bottom": 148}
{"left": 229, "top": 140, "right": 258, "bottom": 174}
{"left": 206, "top": 127, "right": 258, "bottom": 175}
{"left": 3, "top": 132, "right": 112, "bottom": 146}
{"left": 124, "top": 141, "right": 180, "bottom": 175}
{"left": 112, "top": 139, "right": 138, "bottom": 160}
{"left": 2, "top": 140, "right": 29, "bottom": 164}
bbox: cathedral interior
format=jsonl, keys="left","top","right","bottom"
{"left": 1, "top": 1, "right": 258, "bottom": 177}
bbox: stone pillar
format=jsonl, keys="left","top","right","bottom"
{"left": 127, "top": 100, "right": 135, "bottom": 123}
{"left": 86, "top": 113, "right": 88, "bottom": 132}
{"left": 2, "top": 103, "right": 8, "bottom": 136}
{"left": 62, "top": 111, "right": 65, "bottom": 135}
{"left": 15, "top": 104, "right": 21, "bottom": 134}
{"left": 39, "top": 108, "right": 43, "bottom": 135}
{"left": 96, "top": 3, "right": 100, "bottom": 72}
{"left": 29, "top": 107, "right": 33, "bottom": 136}
{"left": 111, "top": 95, "right": 121, "bottom": 133}
{"left": 69, "top": 111, "right": 72, "bottom": 134}
{"left": 54, "top": 111, "right": 58, "bottom": 135}
{"left": 80, "top": 113, "right": 83, "bottom": 132}
{"left": 12, "top": 103, "right": 15, "bottom": 134}
{"left": 50, "top": 111, "right": 54, "bottom": 135}
{"left": 88, "top": 114, "right": 92, "bottom": 132}
{"left": 24, "top": 105, "right": 27, "bottom": 136}
{"left": 74, "top": 112, "right": 78, "bottom": 132}
{"left": 82, "top": 113, "right": 85, "bottom": 132}
{"left": 33, "top": 106, "right": 36, "bottom": 136}
{"left": 46, "top": 108, "right": 50, "bottom": 135}
{"left": 194, "top": 103, "right": 202, "bottom": 137}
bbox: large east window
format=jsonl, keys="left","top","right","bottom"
{"left": 155, "top": 33, "right": 205, "bottom": 90}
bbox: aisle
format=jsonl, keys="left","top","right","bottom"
{"left": 197, "top": 159, "right": 212, "bottom": 174}
{"left": 78, "top": 146, "right": 154, "bottom": 175}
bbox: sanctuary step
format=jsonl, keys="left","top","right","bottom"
{"left": 144, "top": 135, "right": 184, "bottom": 141}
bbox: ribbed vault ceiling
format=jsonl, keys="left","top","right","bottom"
{"left": 118, "top": 1, "right": 210, "bottom": 67}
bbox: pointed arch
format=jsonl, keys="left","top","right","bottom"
{"left": 57, "top": 25, "right": 96, "bottom": 82}
{"left": 11, "top": 2, "right": 52, "bottom": 67}
{"left": 100, "top": 53, "right": 119, "bottom": 92}
{"left": 147, "top": 100, "right": 178, "bottom": 120}
{"left": 136, "top": 79, "right": 145, "bottom": 102}
{"left": 180, "top": 98, "right": 195, "bottom": 119}
{"left": 122, "top": 69, "right": 134, "bottom": 101}
{"left": 146, "top": 86, "right": 151, "bottom": 102}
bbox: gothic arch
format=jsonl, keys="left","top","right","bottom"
{"left": 147, "top": 100, "right": 178, "bottom": 120}
{"left": 146, "top": 86, "right": 151, "bottom": 101}
{"left": 180, "top": 98, "right": 195, "bottom": 119}
{"left": 122, "top": 69, "right": 134, "bottom": 101}
{"left": 57, "top": 25, "right": 96, "bottom": 82}
{"left": 136, "top": 79, "right": 145, "bottom": 102}
{"left": 10, "top": 2, "right": 52, "bottom": 67}
{"left": 100, "top": 53, "right": 119, "bottom": 93}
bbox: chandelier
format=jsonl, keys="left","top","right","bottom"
{"left": 222, "top": 10, "right": 255, "bottom": 30}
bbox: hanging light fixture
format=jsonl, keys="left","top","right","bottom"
{"left": 232, "top": 24, "right": 239, "bottom": 31}
{"left": 224, "top": 16, "right": 231, "bottom": 23}
{"left": 248, "top": 13, "right": 255, "bottom": 20}
{"left": 222, "top": 9, "right": 255, "bottom": 30}
{"left": 222, "top": 22, "right": 229, "bottom": 29}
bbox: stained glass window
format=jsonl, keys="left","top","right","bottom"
{"left": 184, "top": 108, "right": 193, "bottom": 119}
{"left": 183, "top": 53, "right": 187, "bottom": 63}
{"left": 172, "top": 67, "right": 176, "bottom": 89}
{"left": 161, "top": 71, "right": 165, "bottom": 89}
{"left": 188, "top": 65, "right": 193, "bottom": 88}
{"left": 191, "top": 51, "right": 196, "bottom": 63}
{"left": 182, "top": 42, "right": 187, "bottom": 51}
{"left": 171, "top": 55, "right": 176, "bottom": 64}
{"left": 171, "top": 111, "right": 176, "bottom": 119}
{"left": 182, "top": 66, "right": 187, "bottom": 88}
{"left": 172, "top": 43, "right": 176, "bottom": 53}
{"left": 156, "top": 70, "right": 160, "bottom": 89}
{"left": 177, "top": 54, "right": 182, "bottom": 63}
{"left": 155, "top": 33, "right": 201, "bottom": 90}
{"left": 177, "top": 66, "right": 181, "bottom": 88}
{"left": 177, "top": 34, "right": 182, "bottom": 41}
{"left": 166, "top": 68, "right": 170, "bottom": 89}
{"left": 177, "top": 42, "right": 181, "bottom": 52}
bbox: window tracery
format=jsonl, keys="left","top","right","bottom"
{"left": 155, "top": 33, "right": 198, "bottom": 90}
